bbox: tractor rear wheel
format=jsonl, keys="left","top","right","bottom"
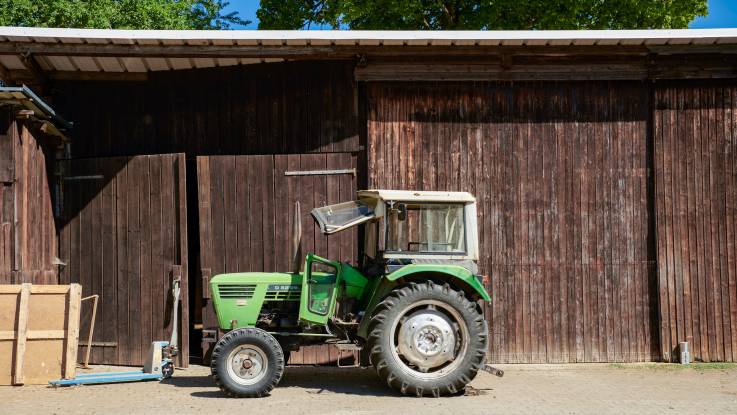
{"left": 367, "top": 281, "right": 488, "bottom": 397}
{"left": 211, "top": 328, "right": 286, "bottom": 398}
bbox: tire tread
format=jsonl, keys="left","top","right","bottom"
{"left": 367, "top": 282, "right": 488, "bottom": 397}
{"left": 210, "top": 328, "right": 285, "bottom": 398}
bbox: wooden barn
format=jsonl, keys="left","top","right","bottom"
{"left": 1, "top": 27, "right": 736, "bottom": 366}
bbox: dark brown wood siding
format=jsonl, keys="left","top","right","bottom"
{"left": 196, "top": 153, "right": 357, "bottom": 364}
{"left": 59, "top": 154, "right": 189, "bottom": 367}
{"left": 0, "top": 111, "right": 58, "bottom": 285}
{"left": 53, "top": 61, "right": 359, "bottom": 158}
{"left": 654, "top": 81, "right": 737, "bottom": 363}
{"left": 41, "top": 59, "right": 737, "bottom": 364}
{"left": 367, "top": 81, "right": 660, "bottom": 363}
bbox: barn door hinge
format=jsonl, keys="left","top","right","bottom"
{"left": 201, "top": 329, "right": 218, "bottom": 343}
{"left": 201, "top": 268, "right": 212, "bottom": 299}
{"left": 284, "top": 168, "right": 355, "bottom": 177}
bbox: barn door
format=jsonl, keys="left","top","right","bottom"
{"left": 58, "top": 153, "right": 189, "bottom": 367}
{"left": 197, "top": 153, "right": 357, "bottom": 363}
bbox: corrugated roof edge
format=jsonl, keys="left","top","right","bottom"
{"left": 0, "top": 85, "right": 72, "bottom": 131}
{"left": 0, "top": 27, "right": 736, "bottom": 45}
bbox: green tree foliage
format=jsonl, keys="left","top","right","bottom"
{"left": 257, "top": 0, "right": 707, "bottom": 30}
{"left": 0, "top": 0, "right": 248, "bottom": 29}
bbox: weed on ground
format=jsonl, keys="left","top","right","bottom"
{"left": 607, "top": 362, "right": 737, "bottom": 371}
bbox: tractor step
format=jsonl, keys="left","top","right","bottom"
{"left": 332, "top": 343, "right": 362, "bottom": 368}
{"left": 333, "top": 343, "right": 363, "bottom": 351}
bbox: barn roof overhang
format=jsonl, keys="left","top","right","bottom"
{"left": 1, "top": 27, "right": 736, "bottom": 84}
{"left": 0, "top": 85, "right": 71, "bottom": 139}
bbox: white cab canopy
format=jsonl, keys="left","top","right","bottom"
{"left": 311, "top": 189, "right": 479, "bottom": 262}
{"left": 358, "top": 190, "right": 476, "bottom": 204}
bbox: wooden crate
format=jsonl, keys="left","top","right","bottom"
{"left": 0, "top": 284, "right": 81, "bottom": 385}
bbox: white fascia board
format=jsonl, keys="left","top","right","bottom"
{"left": 1, "top": 27, "right": 736, "bottom": 46}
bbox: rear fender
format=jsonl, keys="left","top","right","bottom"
{"left": 357, "top": 264, "right": 490, "bottom": 339}
{"left": 386, "top": 264, "right": 490, "bottom": 301}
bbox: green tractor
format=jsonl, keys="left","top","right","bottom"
{"left": 209, "top": 190, "right": 494, "bottom": 397}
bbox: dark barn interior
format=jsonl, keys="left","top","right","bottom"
{"left": 1, "top": 29, "right": 736, "bottom": 365}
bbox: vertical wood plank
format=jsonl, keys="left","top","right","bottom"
{"left": 115, "top": 159, "right": 130, "bottom": 365}
{"left": 139, "top": 156, "right": 153, "bottom": 365}
{"left": 64, "top": 284, "right": 81, "bottom": 379}
{"left": 149, "top": 156, "right": 164, "bottom": 357}
{"left": 176, "top": 153, "right": 190, "bottom": 367}
{"left": 12, "top": 283, "right": 30, "bottom": 384}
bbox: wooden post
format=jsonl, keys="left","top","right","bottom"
{"left": 64, "top": 283, "right": 81, "bottom": 379}
{"left": 12, "top": 283, "right": 30, "bottom": 385}
{"left": 81, "top": 294, "right": 99, "bottom": 368}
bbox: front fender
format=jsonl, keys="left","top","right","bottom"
{"left": 385, "top": 264, "right": 491, "bottom": 301}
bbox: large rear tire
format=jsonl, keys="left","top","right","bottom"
{"left": 211, "top": 328, "right": 285, "bottom": 398}
{"left": 367, "top": 281, "right": 488, "bottom": 397}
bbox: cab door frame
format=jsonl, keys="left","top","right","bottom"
{"left": 299, "top": 253, "right": 342, "bottom": 325}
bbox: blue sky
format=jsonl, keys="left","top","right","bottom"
{"left": 224, "top": 0, "right": 736, "bottom": 30}
{"left": 690, "top": 0, "right": 737, "bottom": 28}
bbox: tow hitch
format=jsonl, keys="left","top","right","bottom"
{"left": 482, "top": 364, "right": 505, "bottom": 377}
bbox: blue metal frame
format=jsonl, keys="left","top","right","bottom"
{"left": 49, "top": 370, "right": 164, "bottom": 386}
{"left": 50, "top": 280, "right": 180, "bottom": 387}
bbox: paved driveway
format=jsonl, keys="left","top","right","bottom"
{"left": 2, "top": 364, "right": 736, "bottom": 414}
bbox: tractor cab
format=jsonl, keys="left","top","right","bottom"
{"left": 311, "top": 190, "right": 480, "bottom": 274}
{"left": 296, "top": 190, "right": 483, "bottom": 326}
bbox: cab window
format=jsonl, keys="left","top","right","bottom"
{"left": 386, "top": 203, "right": 466, "bottom": 254}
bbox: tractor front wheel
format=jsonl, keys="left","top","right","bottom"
{"left": 211, "top": 328, "right": 286, "bottom": 398}
{"left": 367, "top": 281, "right": 488, "bottom": 397}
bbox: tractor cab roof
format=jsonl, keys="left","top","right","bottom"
{"left": 357, "top": 190, "right": 476, "bottom": 204}
{"left": 310, "top": 190, "right": 477, "bottom": 235}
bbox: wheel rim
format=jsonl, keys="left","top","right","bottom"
{"left": 389, "top": 299, "right": 469, "bottom": 380}
{"left": 226, "top": 345, "right": 269, "bottom": 386}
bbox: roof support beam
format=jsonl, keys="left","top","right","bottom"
{"left": 6, "top": 69, "right": 148, "bottom": 82}
{"left": 355, "top": 53, "right": 737, "bottom": 81}
{"left": 17, "top": 52, "right": 49, "bottom": 94}
{"left": 48, "top": 70, "right": 149, "bottom": 82}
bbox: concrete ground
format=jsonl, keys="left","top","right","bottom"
{"left": 2, "top": 363, "right": 736, "bottom": 414}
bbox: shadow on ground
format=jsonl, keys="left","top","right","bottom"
{"left": 165, "top": 366, "right": 402, "bottom": 398}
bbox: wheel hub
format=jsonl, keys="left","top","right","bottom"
{"left": 227, "top": 345, "right": 268, "bottom": 385}
{"left": 397, "top": 309, "right": 456, "bottom": 371}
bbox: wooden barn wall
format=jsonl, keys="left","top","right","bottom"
{"left": 43, "top": 58, "right": 737, "bottom": 365}
{"left": 0, "top": 109, "right": 12, "bottom": 282}
{"left": 196, "top": 153, "right": 357, "bottom": 364}
{"left": 58, "top": 154, "right": 189, "bottom": 367}
{"left": 53, "top": 61, "right": 359, "bottom": 158}
{"left": 0, "top": 110, "right": 58, "bottom": 285}
{"left": 654, "top": 80, "right": 737, "bottom": 363}
{"left": 366, "top": 81, "right": 660, "bottom": 363}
